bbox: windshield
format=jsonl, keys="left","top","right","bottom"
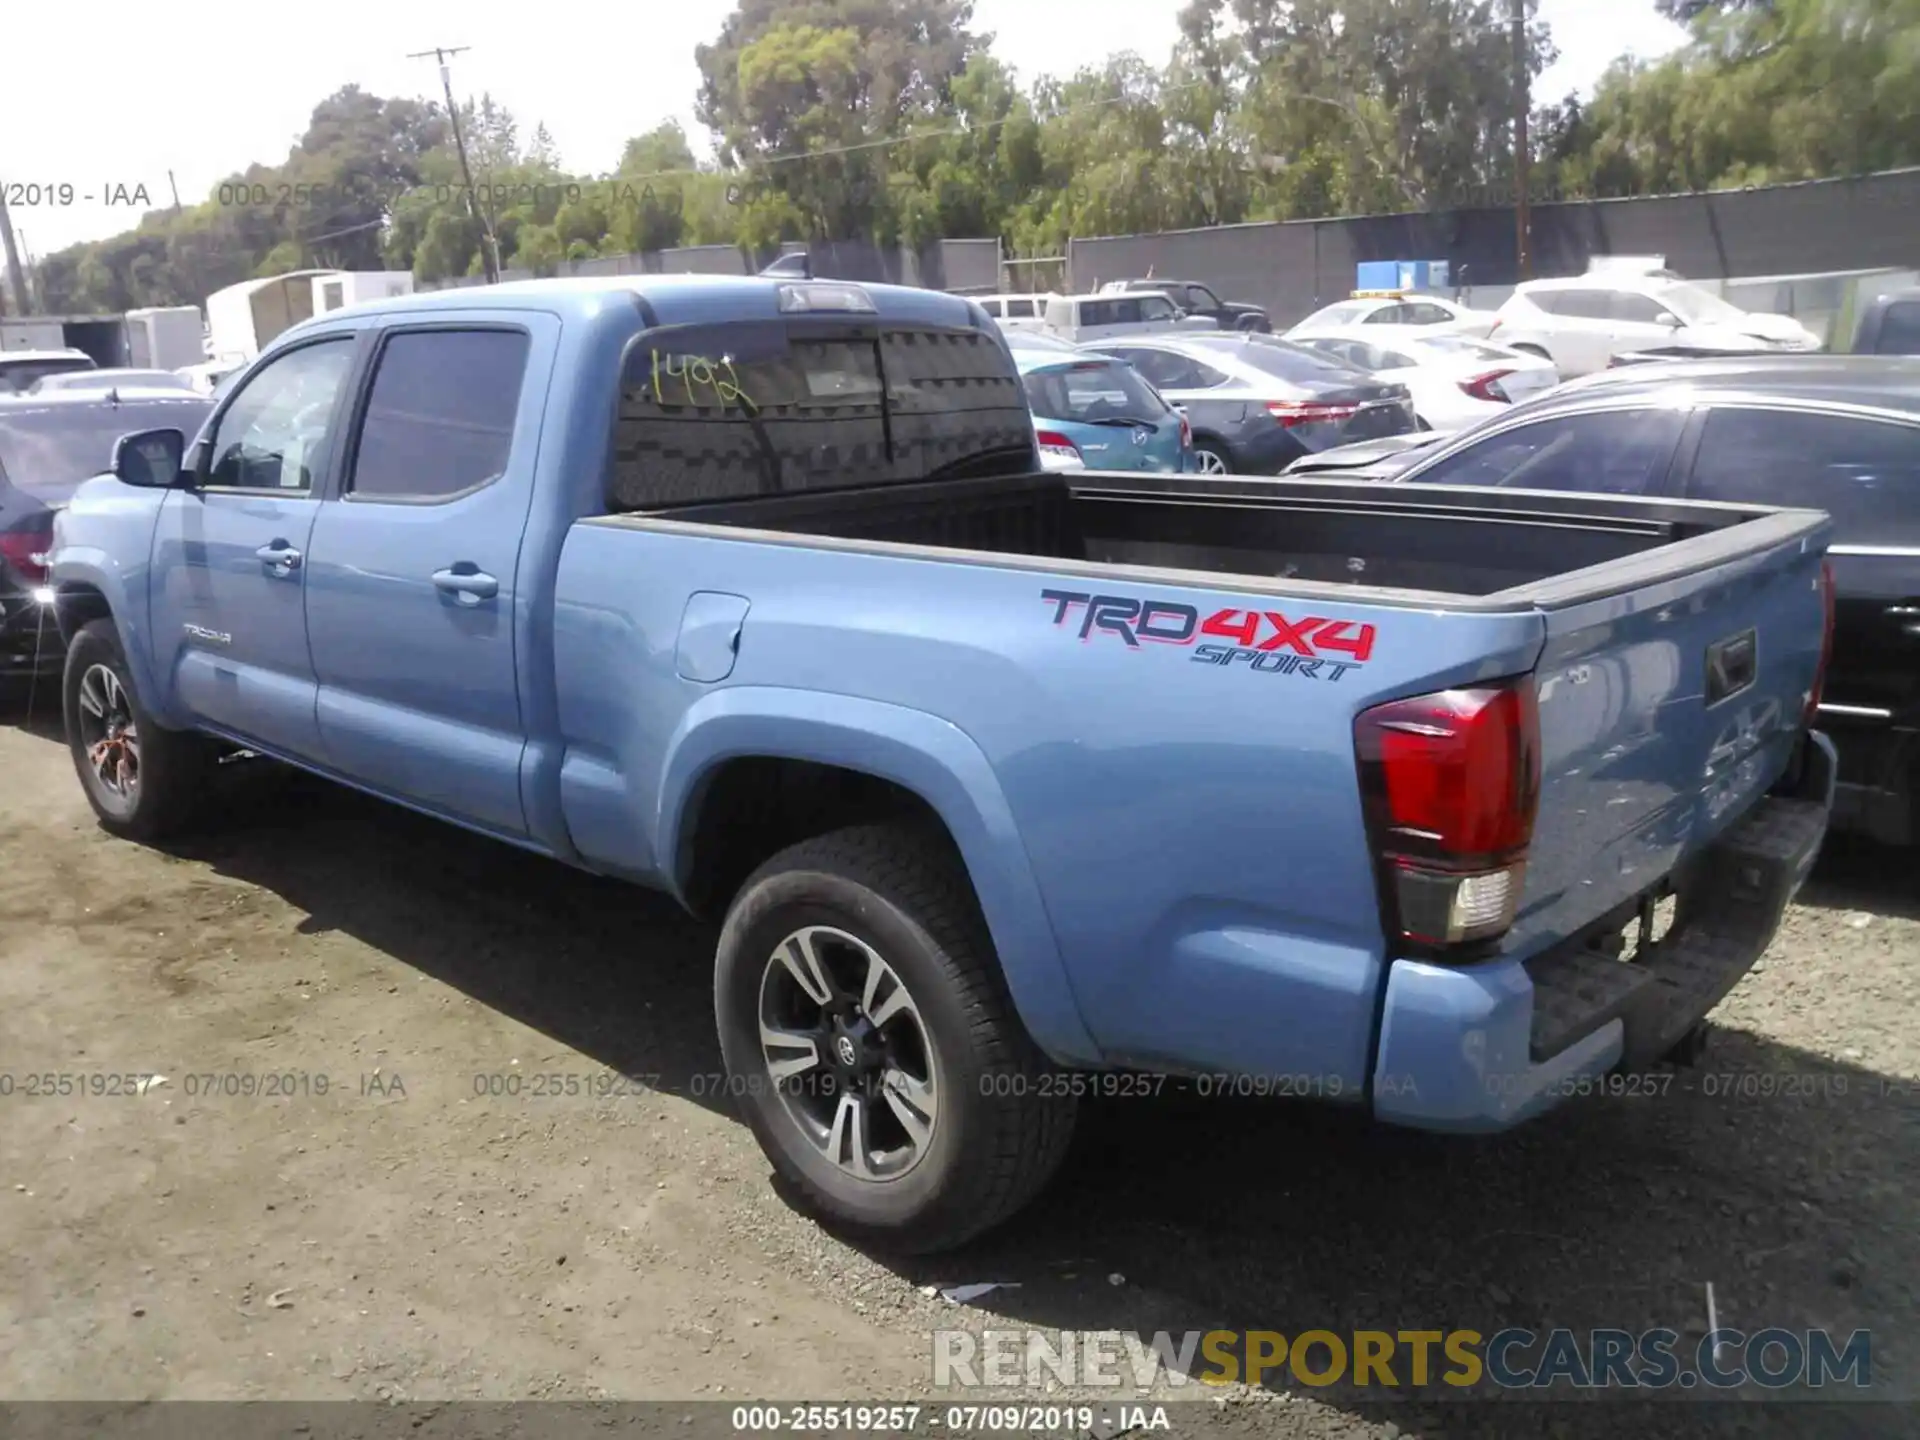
{"left": 1022, "top": 359, "right": 1169, "bottom": 423}
{"left": 0, "top": 357, "right": 95, "bottom": 395}
{"left": 0, "top": 397, "right": 213, "bottom": 498}
{"left": 1656, "top": 283, "right": 1749, "bottom": 327}
{"left": 1296, "top": 302, "right": 1370, "bottom": 330}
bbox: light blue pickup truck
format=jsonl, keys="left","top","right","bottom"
{"left": 51, "top": 275, "right": 1838, "bottom": 1252}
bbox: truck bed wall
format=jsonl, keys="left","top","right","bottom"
{"left": 647, "top": 472, "right": 1710, "bottom": 599}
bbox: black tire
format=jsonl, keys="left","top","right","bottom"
{"left": 715, "top": 822, "right": 1076, "bottom": 1253}
{"left": 63, "top": 619, "right": 213, "bottom": 841}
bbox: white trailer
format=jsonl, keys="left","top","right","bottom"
{"left": 203, "top": 269, "right": 343, "bottom": 365}
{"left": 124, "top": 306, "right": 205, "bottom": 370}
{"left": 312, "top": 271, "right": 413, "bottom": 314}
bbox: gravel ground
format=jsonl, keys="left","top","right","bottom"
{"left": 0, "top": 693, "right": 1913, "bottom": 1440}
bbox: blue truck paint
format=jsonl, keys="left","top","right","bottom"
{"left": 53, "top": 274, "right": 1835, "bottom": 1163}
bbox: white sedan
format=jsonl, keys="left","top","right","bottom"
{"left": 1286, "top": 293, "right": 1500, "bottom": 340}
{"left": 1287, "top": 328, "right": 1562, "bottom": 431}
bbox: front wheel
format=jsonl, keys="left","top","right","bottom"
{"left": 63, "top": 619, "right": 212, "bottom": 841}
{"left": 714, "top": 823, "right": 1076, "bottom": 1253}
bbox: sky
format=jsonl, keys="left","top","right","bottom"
{"left": 2, "top": 0, "right": 1689, "bottom": 259}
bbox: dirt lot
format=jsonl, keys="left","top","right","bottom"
{"left": 1, "top": 689, "right": 1915, "bottom": 1439}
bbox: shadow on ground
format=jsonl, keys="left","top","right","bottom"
{"left": 6, "top": 730, "right": 1912, "bottom": 1440}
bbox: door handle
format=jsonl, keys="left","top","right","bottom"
{"left": 255, "top": 543, "right": 302, "bottom": 572}
{"left": 433, "top": 567, "right": 499, "bottom": 605}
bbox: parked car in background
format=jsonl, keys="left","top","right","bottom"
{"left": 1096, "top": 279, "right": 1271, "bottom": 332}
{"left": 1335, "top": 357, "right": 1918, "bottom": 847}
{"left": 1490, "top": 275, "right": 1823, "bottom": 376}
{"left": 1, "top": 388, "right": 215, "bottom": 681}
{"left": 1042, "top": 291, "right": 1219, "bottom": 344}
{"left": 976, "top": 293, "right": 1058, "bottom": 334}
{"left": 175, "top": 358, "right": 248, "bottom": 395}
{"left": 32, "top": 368, "right": 196, "bottom": 395}
{"left": 1288, "top": 292, "right": 1499, "bottom": 339}
{"left": 1014, "top": 348, "right": 1190, "bottom": 476}
{"left": 1851, "top": 289, "right": 1920, "bottom": 355}
{"left": 1607, "top": 343, "right": 1782, "bottom": 368}
{"left": 0, "top": 349, "right": 96, "bottom": 395}
{"left": 1284, "top": 428, "right": 1455, "bottom": 477}
{"left": 1083, "top": 333, "right": 1418, "bottom": 474}
{"left": 1288, "top": 328, "right": 1561, "bottom": 430}
{"left": 997, "top": 328, "right": 1080, "bottom": 355}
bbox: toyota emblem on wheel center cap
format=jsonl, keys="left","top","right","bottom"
{"left": 835, "top": 1035, "right": 858, "bottom": 1067}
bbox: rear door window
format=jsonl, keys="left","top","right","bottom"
{"left": 608, "top": 321, "right": 1034, "bottom": 509}
{"left": 1558, "top": 291, "right": 1614, "bottom": 321}
{"left": 1407, "top": 408, "right": 1687, "bottom": 495}
{"left": 1687, "top": 407, "right": 1920, "bottom": 545}
{"left": 1004, "top": 299, "right": 1034, "bottom": 319}
{"left": 348, "top": 329, "right": 530, "bottom": 501}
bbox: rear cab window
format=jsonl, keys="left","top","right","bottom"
{"left": 1871, "top": 301, "right": 1920, "bottom": 354}
{"left": 1687, "top": 407, "right": 1920, "bottom": 545}
{"left": 608, "top": 320, "right": 1035, "bottom": 510}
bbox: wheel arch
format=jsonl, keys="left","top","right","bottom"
{"left": 658, "top": 687, "right": 1102, "bottom": 1066}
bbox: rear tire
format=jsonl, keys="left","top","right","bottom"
{"left": 714, "top": 823, "right": 1076, "bottom": 1253}
{"left": 63, "top": 619, "right": 213, "bottom": 842}
{"left": 1191, "top": 444, "right": 1232, "bottom": 475}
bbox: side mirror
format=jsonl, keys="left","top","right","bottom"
{"left": 111, "top": 428, "right": 188, "bottom": 489}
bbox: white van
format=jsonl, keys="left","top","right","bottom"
{"left": 1041, "top": 291, "right": 1220, "bottom": 343}
{"left": 976, "top": 293, "right": 1058, "bottom": 334}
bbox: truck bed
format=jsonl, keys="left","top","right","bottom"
{"left": 635, "top": 470, "right": 1804, "bottom": 604}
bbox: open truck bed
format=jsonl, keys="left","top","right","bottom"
{"left": 635, "top": 469, "right": 1823, "bottom": 606}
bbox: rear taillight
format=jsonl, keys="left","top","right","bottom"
{"left": 1806, "top": 559, "right": 1836, "bottom": 726}
{"left": 1178, "top": 410, "right": 1192, "bottom": 449}
{"left": 1460, "top": 369, "right": 1515, "bottom": 403}
{"left": 1035, "top": 429, "right": 1082, "bottom": 464}
{"left": 0, "top": 517, "right": 54, "bottom": 584}
{"left": 1487, "top": 318, "right": 1503, "bottom": 337}
{"left": 1354, "top": 676, "right": 1542, "bottom": 952}
{"left": 1267, "top": 400, "right": 1360, "bottom": 428}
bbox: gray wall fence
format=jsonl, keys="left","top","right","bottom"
{"left": 1066, "top": 167, "right": 1920, "bottom": 326}
{"left": 419, "top": 237, "right": 1002, "bottom": 295}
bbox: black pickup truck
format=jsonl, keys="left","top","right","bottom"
{"left": 1101, "top": 279, "right": 1272, "bottom": 332}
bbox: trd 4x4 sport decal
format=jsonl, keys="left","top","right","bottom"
{"left": 1040, "top": 589, "right": 1376, "bottom": 684}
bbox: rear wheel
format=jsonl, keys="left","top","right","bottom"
{"left": 714, "top": 823, "right": 1076, "bottom": 1253}
{"left": 63, "top": 620, "right": 213, "bottom": 841}
{"left": 1191, "top": 444, "right": 1232, "bottom": 475}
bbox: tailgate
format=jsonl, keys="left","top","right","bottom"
{"left": 1502, "top": 525, "right": 1831, "bottom": 960}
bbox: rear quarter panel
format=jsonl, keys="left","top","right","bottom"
{"left": 552, "top": 521, "right": 1546, "bottom": 1086}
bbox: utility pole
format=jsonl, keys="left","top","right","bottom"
{"left": 408, "top": 45, "right": 501, "bottom": 283}
{"left": 1512, "top": 0, "right": 1533, "bottom": 281}
{"left": 0, "top": 182, "right": 30, "bottom": 317}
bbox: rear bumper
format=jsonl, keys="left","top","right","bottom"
{"left": 1370, "top": 731, "right": 1836, "bottom": 1133}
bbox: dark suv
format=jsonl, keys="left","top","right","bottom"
{"left": 1102, "top": 279, "right": 1271, "bottom": 332}
{"left": 1328, "top": 356, "right": 1920, "bottom": 845}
